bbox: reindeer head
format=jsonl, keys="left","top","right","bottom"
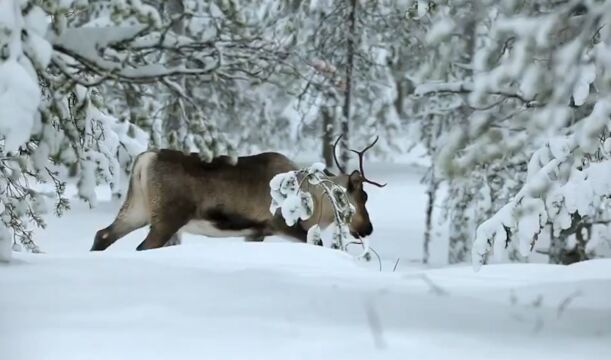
{"left": 332, "top": 135, "right": 386, "bottom": 239}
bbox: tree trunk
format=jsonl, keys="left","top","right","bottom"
{"left": 549, "top": 222, "right": 592, "bottom": 264}
{"left": 447, "top": 180, "right": 472, "bottom": 264}
{"left": 68, "top": 162, "right": 79, "bottom": 178}
{"left": 0, "top": 227, "right": 11, "bottom": 262}
{"left": 163, "top": 0, "right": 188, "bottom": 150}
{"left": 340, "top": 0, "right": 357, "bottom": 167}
{"left": 423, "top": 172, "right": 438, "bottom": 264}
{"left": 448, "top": 214, "right": 470, "bottom": 263}
{"left": 160, "top": 0, "right": 185, "bottom": 248}
{"left": 322, "top": 105, "right": 335, "bottom": 168}
{"left": 394, "top": 79, "right": 412, "bottom": 117}
{"left": 124, "top": 84, "right": 141, "bottom": 126}
{"left": 571, "top": 222, "right": 591, "bottom": 263}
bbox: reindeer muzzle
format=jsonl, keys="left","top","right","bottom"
{"left": 351, "top": 223, "right": 373, "bottom": 238}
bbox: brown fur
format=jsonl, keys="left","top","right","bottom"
{"left": 91, "top": 149, "right": 373, "bottom": 251}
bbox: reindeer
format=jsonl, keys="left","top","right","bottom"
{"left": 90, "top": 137, "right": 386, "bottom": 251}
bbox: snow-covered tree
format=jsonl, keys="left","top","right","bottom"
{"left": 400, "top": 0, "right": 490, "bottom": 263}
{"left": 269, "top": 0, "right": 406, "bottom": 168}
{"left": 414, "top": 0, "right": 611, "bottom": 267}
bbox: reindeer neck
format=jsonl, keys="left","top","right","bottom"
{"left": 300, "top": 174, "right": 348, "bottom": 230}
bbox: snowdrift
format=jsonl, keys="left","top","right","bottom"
{"left": 1, "top": 243, "right": 610, "bottom": 360}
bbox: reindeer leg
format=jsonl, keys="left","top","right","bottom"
{"left": 135, "top": 195, "right": 194, "bottom": 251}
{"left": 136, "top": 222, "right": 186, "bottom": 251}
{"left": 271, "top": 217, "right": 309, "bottom": 243}
{"left": 245, "top": 234, "right": 265, "bottom": 242}
{"left": 283, "top": 225, "right": 308, "bottom": 243}
{"left": 92, "top": 159, "right": 149, "bottom": 251}
{"left": 91, "top": 218, "right": 148, "bottom": 251}
{"left": 280, "top": 222, "right": 325, "bottom": 246}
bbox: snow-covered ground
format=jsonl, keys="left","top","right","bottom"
{"left": 1, "top": 164, "right": 610, "bottom": 360}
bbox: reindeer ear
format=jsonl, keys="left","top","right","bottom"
{"left": 347, "top": 170, "right": 363, "bottom": 191}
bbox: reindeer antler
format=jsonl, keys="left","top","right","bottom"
{"left": 349, "top": 136, "right": 387, "bottom": 188}
{"left": 332, "top": 135, "right": 346, "bottom": 174}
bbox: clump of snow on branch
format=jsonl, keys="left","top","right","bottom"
{"left": 269, "top": 171, "right": 314, "bottom": 227}
{"left": 0, "top": 1, "right": 43, "bottom": 153}
{"left": 0, "top": 0, "right": 50, "bottom": 261}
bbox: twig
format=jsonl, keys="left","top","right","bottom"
{"left": 392, "top": 258, "right": 400, "bottom": 272}
{"left": 346, "top": 241, "right": 382, "bottom": 271}
{"left": 557, "top": 290, "right": 582, "bottom": 318}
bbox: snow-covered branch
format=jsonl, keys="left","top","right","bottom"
{"left": 414, "top": 81, "right": 536, "bottom": 105}
{"left": 408, "top": 0, "right": 611, "bottom": 266}
{"left": 473, "top": 100, "right": 611, "bottom": 269}
{"left": 270, "top": 164, "right": 371, "bottom": 259}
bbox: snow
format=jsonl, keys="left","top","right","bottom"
{"left": 22, "top": 5, "right": 52, "bottom": 68}
{"left": 548, "top": 137, "right": 573, "bottom": 162}
{"left": 519, "top": 64, "right": 540, "bottom": 100}
{"left": 1, "top": 165, "right": 610, "bottom": 359}
{"left": 0, "top": 0, "right": 44, "bottom": 154}
{"left": 573, "top": 64, "right": 596, "bottom": 106}
{"left": 280, "top": 192, "right": 312, "bottom": 226}
{"left": 306, "top": 224, "right": 322, "bottom": 245}
{"left": 425, "top": 18, "right": 455, "bottom": 44}
{"left": 516, "top": 198, "right": 547, "bottom": 256}
{"left": 50, "top": 25, "right": 213, "bottom": 80}
{"left": 577, "top": 99, "right": 611, "bottom": 153}
{"left": 51, "top": 25, "right": 145, "bottom": 67}
{"left": 2, "top": 244, "right": 611, "bottom": 360}
{"left": 23, "top": 6, "right": 50, "bottom": 37}
{"left": 0, "top": 59, "right": 40, "bottom": 153}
